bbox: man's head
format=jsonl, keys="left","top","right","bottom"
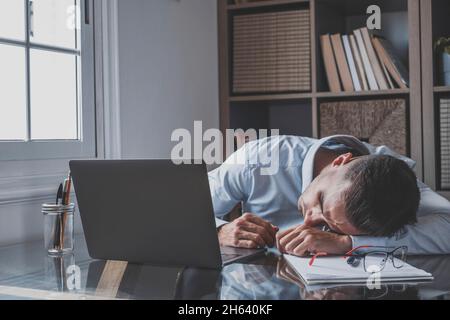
{"left": 298, "top": 152, "right": 420, "bottom": 237}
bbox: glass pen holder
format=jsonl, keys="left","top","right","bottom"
{"left": 43, "top": 203, "right": 75, "bottom": 256}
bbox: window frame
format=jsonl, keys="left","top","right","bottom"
{"left": 0, "top": 0, "right": 96, "bottom": 161}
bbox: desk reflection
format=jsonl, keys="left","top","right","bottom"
{"left": 45, "top": 254, "right": 76, "bottom": 292}
{"left": 83, "top": 261, "right": 221, "bottom": 300}
{"left": 66, "top": 254, "right": 450, "bottom": 300}
{"left": 3, "top": 235, "right": 450, "bottom": 300}
{"left": 275, "top": 255, "right": 450, "bottom": 300}
{"left": 220, "top": 254, "right": 300, "bottom": 300}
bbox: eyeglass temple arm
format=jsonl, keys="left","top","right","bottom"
{"left": 343, "top": 245, "right": 372, "bottom": 258}
{"left": 309, "top": 245, "right": 400, "bottom": 267}
{"left": 310, "top": 246, "right": 373, "bottom": 267}
{"left": 343, "top": 245, "right": 405, "bottom": 259}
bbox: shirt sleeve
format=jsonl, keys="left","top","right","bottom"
{"left": 350, "top": 181, "right": 450, "bottom": 255}
{"left": 208, "top": 157, "right": 250, "bottom": 224}
{"left": 215, "top": 218, "right": 229, "bottom": 229}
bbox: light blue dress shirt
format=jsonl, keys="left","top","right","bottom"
{"left": 208, "top": 135, "right": 450, "bottom": 255}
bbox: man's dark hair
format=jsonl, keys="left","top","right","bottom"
{"left": 344, "top": 155, "right": 420, "bottom": 237}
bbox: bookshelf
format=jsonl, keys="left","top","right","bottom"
{"left": 314, "top": 88, "right": 409, "bottom": 98}
{"left": 421, "top": 0, "right": 450, "bottom": 199}
{"left": 434, "top": 86, "right": 450, "bottom": 93}
{"left": 218, "top": 0, "right": 445, "bottom": 195}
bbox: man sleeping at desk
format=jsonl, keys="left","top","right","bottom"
{"left": 208, "top": 135, "right": 450, "bottom": 256}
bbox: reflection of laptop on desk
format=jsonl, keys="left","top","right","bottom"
{"left": 70, "top": 160, "right": 265, "bottom": 269}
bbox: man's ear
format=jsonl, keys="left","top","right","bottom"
{"left": 331, "top": 152, "right": 354, "bottom": 167}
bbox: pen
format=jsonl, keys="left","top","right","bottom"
{"left": 60, "top": 172, "right": 72, "bottom": 249}
{"left": 54, "top": 183, "right": 64, "bottom": 248}
{"left": 64, "top": 172, "right": 72, "bottom": 205}
{"left": 61, "top": 178, "right": 69, "bottom": 206}
{"left": 56, "top": 183, "right": 63, "bottom": 205}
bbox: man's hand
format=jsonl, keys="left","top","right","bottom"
{"left": 276, "top": 257, "right": 303, "bottom": 287}
{"left": 276, "top": 225, "right": 352, "bottom": 256}
{"left": 218, "top": 213, "right": 279, "bottom": 249}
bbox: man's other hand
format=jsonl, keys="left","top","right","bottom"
{"left": 276, "top": 225, "right": 352, "bottom": 256}
{"left": 218, "top": 213, "right": 279, "bottom": 249}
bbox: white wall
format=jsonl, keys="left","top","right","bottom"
{"left": 0, "top": 199, "right": 83, "bottom": 247}
{"left": 117, "top": 0, "right": 219, "bottom": 158}
{"left": 0, "top": 0, "right": 219, "bottom": 246}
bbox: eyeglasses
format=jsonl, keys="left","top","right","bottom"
{"left": 309, "top": 246, "right": 408, "bottom": 273}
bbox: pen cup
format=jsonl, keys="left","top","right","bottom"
{"left": 42, "top": 203, "right": 75, "bottom": 256}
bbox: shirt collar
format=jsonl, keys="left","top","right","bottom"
{"left": 301, "top": 135, "right": 370, "bottom": 193}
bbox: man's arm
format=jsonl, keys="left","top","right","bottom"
{"left": 208, "top": 159, "right": 278, "bottom": 248}
{"left": 215, "top": 203, "right": 243, "bottom": 229}
{"left": 351, "top": 182, "right": 450, "bottom": 255}
{"left": 208, "top": 163, "right": 249, "bottom": 225}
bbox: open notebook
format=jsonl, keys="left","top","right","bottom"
{"left": 284, "top": 254, "right": 433, "bottom": 285}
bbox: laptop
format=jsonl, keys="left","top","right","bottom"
{"left": 69, "top": 160, "right": 265, "bottom": 269}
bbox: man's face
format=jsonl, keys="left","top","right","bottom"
{"left": 298, "top": 153, "right": 365, "bottom": 236}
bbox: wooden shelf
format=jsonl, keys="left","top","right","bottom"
{"left": 229, "top": 92, "right": 312, "bottom": 102}
{"left": 315, "top": 89, "right": 410, "bottom": 99}
{"left": 229, "top": 89, "right": 410, "bottom": 102}
{"left": 434, "top": 86, "right": 450, "bottom": 93}
{"left": 227, "top": 0, "right": 309, "bottom": 11}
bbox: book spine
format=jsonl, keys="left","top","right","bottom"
{"left": 360, "top": 27, "right": 389, "bottom": 90}
{"left": 342, "top": 35, "right": 362, "bottom": 91}
{"left": 331, "top": 33, "right": 354, "bottom": 92}
{"left": 354, "top": 29, "right": 378, "bottom": 90}
{"left": 378, "top": 37, "right": 409, "bottom": 88}
{"left": 372, "top": 36, "right": 406, "bottom": 89}
{"left": 350, "top": 34, "right": 369, "bottom": 91}
{"left": 320, "top": 34, "right": 342, "bottom": 93}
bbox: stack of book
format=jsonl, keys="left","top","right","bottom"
{"left": 320, "top": 27, "right": 409, "bottom": 93}
{"left": 233, "top": 9, "right": 311, "bottom": 94}
{"left": 440, "top": 98, "right": 450, "bottom": 190}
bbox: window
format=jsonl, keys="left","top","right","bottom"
{"left": 0, "top": 0, "right": 96, "bottom": 160}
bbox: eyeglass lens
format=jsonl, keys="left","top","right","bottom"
{"left": 364, "top": 252, "right": 388, "bottom": 272}
{"left": 392, "top": 247, "right": 407, "bottom": 268}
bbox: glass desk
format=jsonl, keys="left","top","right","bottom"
{"left": 0, "top": 235, "right": 449, "bottom": 300}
